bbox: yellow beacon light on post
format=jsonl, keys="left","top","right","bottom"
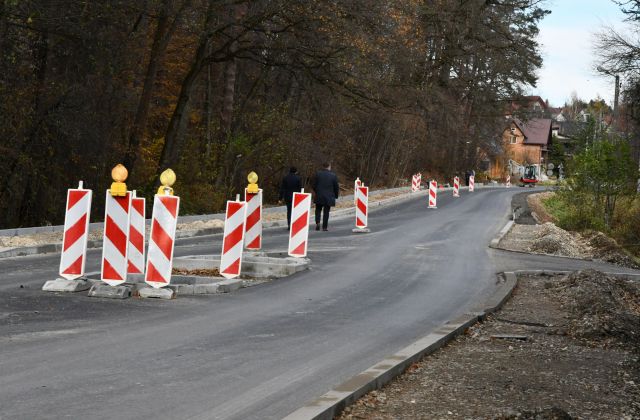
{"left": 110, "top": 164, "right": 128, "bottom": 197}
{"left": 157, "top": 168, "right": 176, "bottom": 196}
{"left": 247, "top": 171, "right": 259, "bottom": 194}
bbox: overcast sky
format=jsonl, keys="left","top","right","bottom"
{"left": 534, "top": 0, "right": 629, "bottom": 107}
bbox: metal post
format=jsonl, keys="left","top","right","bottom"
{"left": 614, "top": 74, "right": 620, "bottom": 122}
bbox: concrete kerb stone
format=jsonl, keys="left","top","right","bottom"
{"left": 489, "top": 220, "right": 514, "bottom": 249}
{"left": 282, "top": 271, "right": 517, "bottom": 420}
{"left": 82, "top": 272, "right": 244, "bottom": 297}
{"left": 172, "top": 254, "right": 310, "bottom": 279}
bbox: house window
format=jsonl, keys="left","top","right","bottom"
{"left": 509, "top": 135, "right": 517, "bottom": 144}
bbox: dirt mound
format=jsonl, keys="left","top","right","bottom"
{"left": 581, "top": 231, "right": 640, "bottom": 269}
{"left": 549, "top": 269, "right": 640, "bottom": 351}
{"left": 529, "top": 223, "right": 590, "bottom": 258}
{"left": 496, "top": 407, "right": 574, "bottom": 419}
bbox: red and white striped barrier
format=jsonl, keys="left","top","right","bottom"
{"left": 354, "top": 177, "right": 361, "bottom": 204}
{"left": 59, "top": 181, "right": 92, "bottom": 280}
{"left": 428, "top": 180, "right": 437, "bottom": 208}
{"left": 244, "top": 188, "right": 262, "bottom": 250}
{"left": 469, "top": 175, "right": 475, "bottom": 192}
{"left": 355, "top": 185, "right": 369, "bottom": 229}
{"left": 453, "top": 176, "right": 460, "bottom": 197}
{"left": 101, "top": 190, "right": 132, "bottom": 286}
{"left": 288, "top": 189, "right": 312, "bottom": 257}
{"left": 506, "top": 175, "right": 511, "bottom": 188}
{"left": 411, "top": 174, "right": 421, "bottom": 192}
{"left": 220, "top": 196, "right": 246, "bottom": 279}
{"left": 145, "top": 193, "right": 180, "bottom": 287}
{"left": 127, "top": 192, "right": 146, "bottom": 274}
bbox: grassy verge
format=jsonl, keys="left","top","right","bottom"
{"left": 538, "top": 191, "right": 640, "bottom": 259}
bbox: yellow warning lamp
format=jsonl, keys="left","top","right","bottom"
{"left": 157, "top": 168, "right": 176, "bottom": 196}
{"left": 246, "top": 171, "right": 259, "bottom": 194}
{"left": 110, "top": 164, "right": 128, "bottom": 197}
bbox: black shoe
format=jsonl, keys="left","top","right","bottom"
{"left": 315, "top": 224, "right": 320, "bottom": 231}
{"left": 322, "top": 228, "right": 328, "bottom": 231}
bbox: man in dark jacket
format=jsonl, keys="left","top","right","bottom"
{"left": 279, "top": 167, "right": 303, "bottom": 229}
{"left": 312, "top": 163, "right": 339, "bottom": 231}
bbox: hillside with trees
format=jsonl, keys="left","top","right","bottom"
{"left": 0, "top": 0, "right": 548, "bottom": 228}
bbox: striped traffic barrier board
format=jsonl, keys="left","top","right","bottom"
{"left": 412, "top": 174, "right": 421, "bottom": 192}
{"left": 127, "top": 192, "right": 146, "bottom": 274}
{"left": 220, "top": 197, "right": 246, "bottom": 279}
{"left": 244, "top": 188, "right": 262, "bottom": 250}
{"left": 59, "top": 181, "right": 92, "bottom": 280}
{"left": 355, "top": 185, "right": 369, "bottom": 229}
{"left": 354, "top": 177, "right": 361, "bottom": 204}
{"left": 453, "top": 176, "right": 460, "bottom": 197}
{"left": 469, "top": 175, "right": 475, "bottom": 192}
{"left": 428, "top": 180, "right": 437, "bottom": 208}
{"left": 288, "top": 190, "right": 311, "bottom": 258}
{"left": 506, "top": 175, "right": 511, "bottom": 188}
{"left": 145, "top": 193, "right": 180, "bottom": 288}
{"left": 101, "top": 190, "right": 131, "bottom": 286}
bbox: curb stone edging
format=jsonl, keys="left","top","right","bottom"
{"left": 489, "top": 220, "right": 514, "bottom": 249}
{"left": 282, "top": 272, "right": 518, "bottom": 420}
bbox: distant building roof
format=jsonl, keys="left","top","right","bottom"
{"left": 513, "top": 118, "right": 552, "bottom": 146}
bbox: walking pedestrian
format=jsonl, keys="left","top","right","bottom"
{"left": 312, "top": 162, "right": 339, "bottom": 231}
{"left": 279, "top": 167, "right": 303, "bottom": 229}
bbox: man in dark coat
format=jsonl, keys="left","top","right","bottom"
{"left": 279, "top": 167, "right": 303, "bottom": 229}
{"left": 312, "top": 163, "right": 339, "bottom": 231}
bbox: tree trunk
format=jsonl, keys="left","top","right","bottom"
{"left": 124, "top": 0, "right": 185, "bottom": 175}
{"left": 214, "top": 2, "right": 248, "bottom": 188}
{"left": 156, "top": 1, "right": 218, "bottom": 175}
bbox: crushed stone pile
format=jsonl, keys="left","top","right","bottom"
{"left": 548, "top": 269, "right": 640, "bottom": 351}
{"left": 176, "top": 219, "right": 224, "bottom": 231}
{"left": 528, "top": 222, "right": 591, "bottom": 258}
{"left": 0, "top": 232, "right": 64, "bottom": 248}
{"left": 496, "top": 407, "right": 574, "bottom": 420}
{"left": 581, "top": 231, "right": 640, "bottom": 269}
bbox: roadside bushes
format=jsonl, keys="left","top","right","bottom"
{"left": 541, "top": 136, "right": 640, "bottom": 256}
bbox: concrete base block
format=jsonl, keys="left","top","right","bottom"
{"left": 351, "top": 228, "right": 371, "bottom": 234}
{"left": 88, "top": 284, "right": 132, "bottom": 299}
{"left": 216, "top": 279, "right": 244, "bottom": 293}
{"left": 138, "top": 287, "right": 175, "bottom": 300}
{"left": 42, "top": 278, "right": 91, "bottom": 293}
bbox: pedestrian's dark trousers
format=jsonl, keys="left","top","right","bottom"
{"left": 286, "top": 201, "right": 293, "bottom": 227}
{"left": 315, "top": 204, "right": 331, "bottom": 229}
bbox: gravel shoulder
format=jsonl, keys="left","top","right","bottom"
{"left": 338, "top": 270, "right": 640, "bottom": 420}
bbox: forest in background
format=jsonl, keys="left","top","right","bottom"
{"left": 0, "top": 0, "right": 547, "bottom": 228}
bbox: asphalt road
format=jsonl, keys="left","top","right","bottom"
{"left": 0, "top": 187, "right": 636, "bottom": 420}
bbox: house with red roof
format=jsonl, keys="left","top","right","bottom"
{"left": 489, "top": 117, "right": 552, "bottom": 179}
